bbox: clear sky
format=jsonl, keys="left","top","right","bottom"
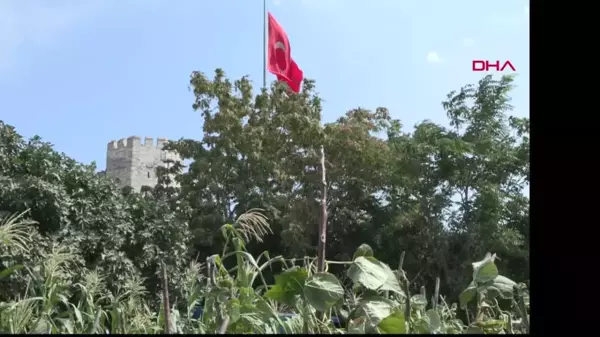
{"left": 0, "top": 0, "right": 529, "bottom": 170}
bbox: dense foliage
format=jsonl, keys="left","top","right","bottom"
{"left": 0, "top": 71, "right": 529, "bottom": 333}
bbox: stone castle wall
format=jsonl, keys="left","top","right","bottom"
{"left": 105, "top": 136, "right": 180, "bottom": 191}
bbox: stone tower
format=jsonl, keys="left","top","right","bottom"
{"left": 105, "top": 136, "right": 180, "bottom": 191}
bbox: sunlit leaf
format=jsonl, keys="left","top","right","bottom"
{"left": 265, "top": 267, "right": 308, "bottom": 305}
{"left": 303, "top": 272, "right": 344, "bottom": 312}
{"left": 347, "top": 256, "right": 387, "bottom": 291}
{"left": 378, "top": 311, "right": 407, "bottom": 334}
{"left": 472, "top": 253, "right": 499, "bottom": 284}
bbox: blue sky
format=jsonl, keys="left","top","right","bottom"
{"left": 0, "top": 0, "right": 529, "bottom": 170}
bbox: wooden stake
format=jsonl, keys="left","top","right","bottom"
{"left": 317, "top": 145, "right": 328, "bottom": 272}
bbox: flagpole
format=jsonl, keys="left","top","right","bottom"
{"left": 262, "top": 0, "right": 267, "bottom": 89}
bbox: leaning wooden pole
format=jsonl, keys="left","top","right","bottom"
{"left": 161, "top": 261, "right": 172, "bottom": 334}
{"left": 317, "top": 145, "right": 328, "bottom": 272}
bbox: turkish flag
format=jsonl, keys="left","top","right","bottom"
{"left": 267, "top": 12, "right": 304, "bottom": 93}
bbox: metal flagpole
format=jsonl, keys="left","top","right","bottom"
{"left": 262, "top": 0, "right": 267, "bottom": 89}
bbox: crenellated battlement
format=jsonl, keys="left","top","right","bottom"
{"left": 107, "top": 136, "right": 171, "bottom": 150}
{"left": 107, "top": 138, "right": 127, "bottom": 149}
{"left": 105, "top": 135, "right": 180, "bottom": 192}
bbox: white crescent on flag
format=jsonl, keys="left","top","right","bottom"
{"left": 274, "top": 41, "right": 288, "bottom": 71}
{"left": 275, "top": 41, "right": 286, "bottom": 51}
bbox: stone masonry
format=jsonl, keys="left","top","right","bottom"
{"left": 105, "top": 136, "right": 181, "bottom": 191}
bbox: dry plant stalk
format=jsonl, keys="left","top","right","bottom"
{"left": 317, "top": 145, "right": 328, "bottom": 272}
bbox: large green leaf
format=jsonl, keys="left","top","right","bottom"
{"left": 302, "top": 272, "right": 344, "bottom": 311}
{"left": 485, "top": 275, "right": 517, "bottom": 299}
{"left": 459, "top": 282, "right": 477, "bottom": 309}
{"left": 426, "top": 309, "right": 442, "bottom": 332}
{"left": 374, "top": 259, "right": 405, "bottom": 297}
{"left": 377, "top": 311, "right": 407, "bottom": 334}
{"left": 460, "top": 274, "right": 517, "bottom": 309}
{"left": 347, "top": 257, "right": 403, "bottom": 296}
{"left": 347, "top": 256, "right": 387, "bottom": 291}
{"left": 472, "top": 253, "right": 499, "bottom": 284}
{"left": 355, "top": 296, "right": 396, "bottom": 326}
{"left": 264, "top": 266, "right": 308, "bottom": 305}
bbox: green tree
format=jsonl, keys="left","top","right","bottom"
{"left": 0, "top": 121, "right": 192, "bottom": 304}
{"left": 378, "top": 74, "right": 529, "bottom": 297}
{"left": 168, "top": 69, "right": 403, "bottom": 269}
{"left": 167, "top": 69, "right": 324, "bottom": 261}
{"left": 441, "top": 74, "right": 529, "bottom": 292}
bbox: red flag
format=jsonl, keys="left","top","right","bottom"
{"left": 267, "top": 12, "right": 304, "bottom": 93}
